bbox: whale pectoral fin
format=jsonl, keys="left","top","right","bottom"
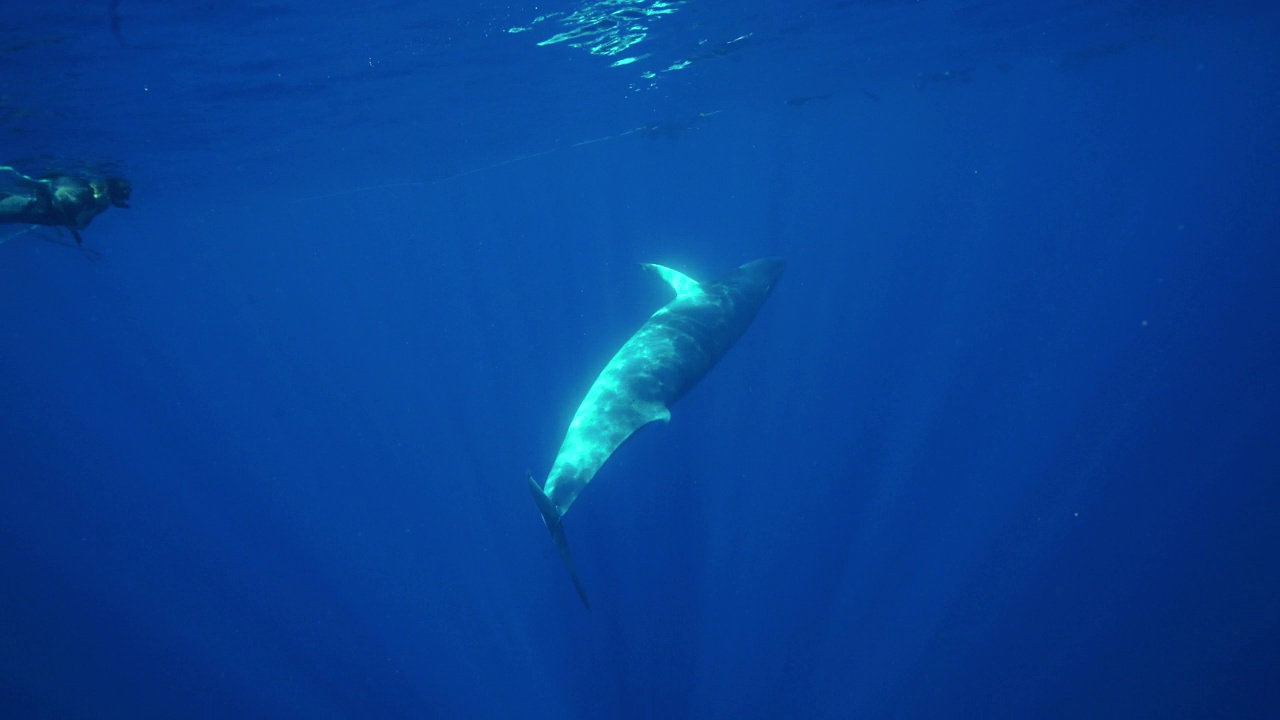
{"left": 641, "top": 263, "right": 704, "bottom": 299}
{"left": 528, "top": 474, "right": 591, "bottom": 609}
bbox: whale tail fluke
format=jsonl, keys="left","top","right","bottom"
{"left": 528, "top": 474, "right": 591, "bottom": 609}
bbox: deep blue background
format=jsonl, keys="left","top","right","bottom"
{"left": 2, "top": 1, "right": 1278, "bottom": 718}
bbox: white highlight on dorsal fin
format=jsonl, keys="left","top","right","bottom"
{"left": 646, "top": 403, "right": 672, "bottom": 424}
{"left": 641, "top": 263, "right": 704, "bottom": 299}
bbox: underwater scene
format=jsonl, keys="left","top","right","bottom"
{"left": 2, "top": 1, "right": 1277, "bottom": 718}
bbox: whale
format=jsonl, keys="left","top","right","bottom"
{"left": 528, "top": 257, "right": 786, "bottom": 607}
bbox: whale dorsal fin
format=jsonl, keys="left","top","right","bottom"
{"left": 642, "top": 263, "right": 705, "bottom": 299}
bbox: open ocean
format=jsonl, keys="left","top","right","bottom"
{"left": 2, "top": 1, "right": 1277, "bottom": 718}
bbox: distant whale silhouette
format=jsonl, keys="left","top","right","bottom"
{"left": 528, "top": 257, "right": 786, "bottom": 607}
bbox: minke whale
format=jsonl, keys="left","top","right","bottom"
{"left": 528, "top": 257, "right": 786, "bottom": 607}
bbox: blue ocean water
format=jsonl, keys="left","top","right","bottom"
{"left": 2, "top": 1, "right": 1278, "bottom": 717}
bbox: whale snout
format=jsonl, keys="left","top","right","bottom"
{"left": 741, "top": 257, "right": 787, "bottom": 289}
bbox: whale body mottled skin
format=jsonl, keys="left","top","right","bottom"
{"left": 528, "top": 257, "right": 786, "bottom": 607}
